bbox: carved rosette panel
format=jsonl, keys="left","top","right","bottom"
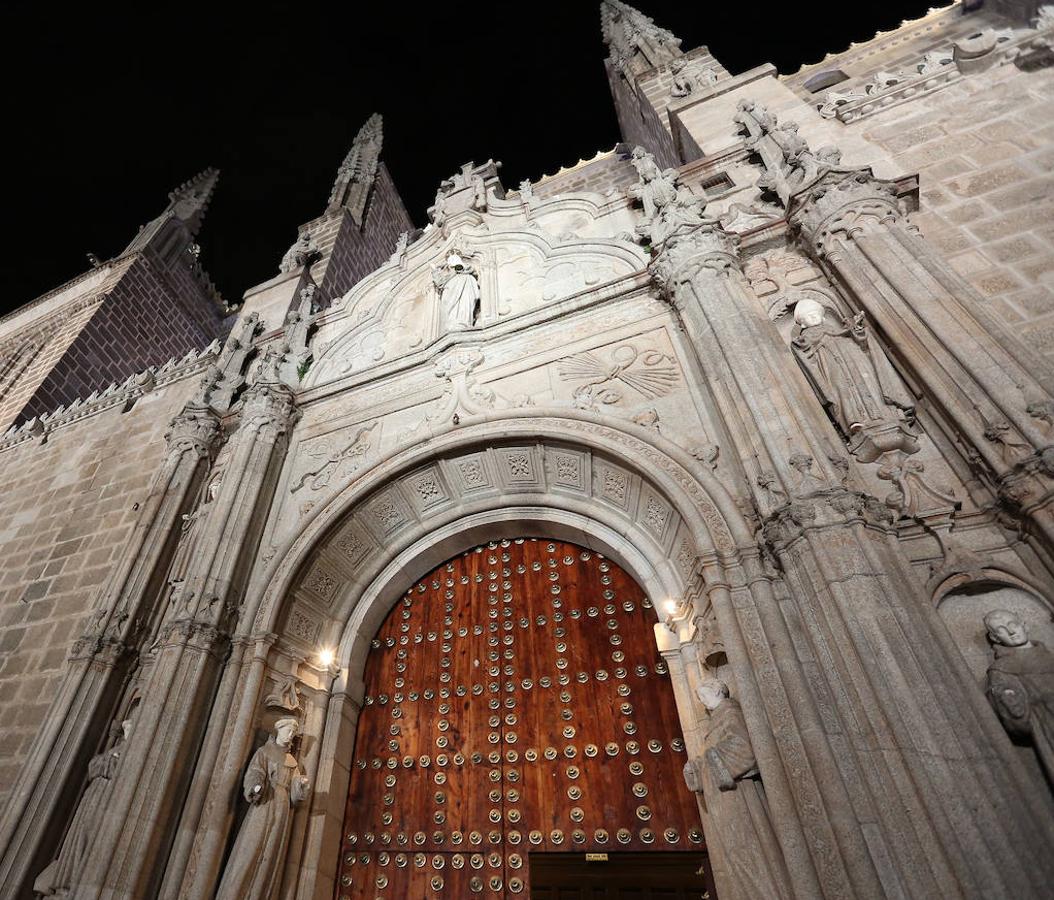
{"left": 335, "top": 538, "right": 708, "bottom": 898}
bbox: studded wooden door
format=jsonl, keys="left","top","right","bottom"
{"left": 335, "top": 538, "right": 708, "bottom": 899}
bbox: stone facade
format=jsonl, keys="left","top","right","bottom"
{"left": 1, "top": 2, "right": 1054, "bottom": 898}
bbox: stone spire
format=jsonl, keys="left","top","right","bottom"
{"left": 327, "top": 113, "right": 383, "bottom": 221}
{"left": 165, "top": 167, "right": 220, "bottom": 239}
{"left": 121, "top": 167, "right": 220, "bottom": 256}
{"left": 601, "top": 1, "right": 683, "bottom": 77}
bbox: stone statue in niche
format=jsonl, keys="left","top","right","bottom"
{"left": 215, "top": 717, "right": 310, "bottom": 900}
{"left": 790, "top": 296, "right": 917, "bottom": 462}
{"left": 433, "top": 252, "right": 481, "bottom": 330}
{"left": 33, "top": 719, "right": 134, "bottom": 896}
{"left": 628, "top": 146, "right": 678, "bottom": 221}
{"left": 984, "top": 610, "right": 1054, "bottom": 786}
{"left": 684, "top": 678, "right": 789, "bottom": 900}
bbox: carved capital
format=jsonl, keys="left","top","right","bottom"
{"left": 760, "top": 488, "right": 894, "bottom": 551}
{"left": 241, "top": 383, "right": 300, "bottom": 435}
{"left": 996, "top": 447, "right": 1054, "bottom": 511}
{"left": 165, "top": 403, "right": 222, "bottom": 460}
{"left": 789, "top": 170, "right": 901, "bottom": 256}
{"left": 157, "top": 616, "right": 230, "bottom": 657}
{"left": 68, "top": 634, "right": 131, "bottom": 665}
{"left": 649, "top": 225, "right": 741, "bottom": 301}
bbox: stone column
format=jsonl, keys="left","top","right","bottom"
{"left": 0, "top": 403, "right": 220, "bottom": 898}
{"left": 77, "top": 381, "right": 299, "bottom": 900}
{"left": 791, "top": 172, "right": 1054, "bottom": 559}
{"left": 652, "top": 222, "right": 1054, "bottom": 899}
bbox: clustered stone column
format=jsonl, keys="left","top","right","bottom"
{"left": 793, "top": 170, "right": 1054, "bottom": 558}
{"left": 0, "top": 402, "right": 220, "bottom": 897}
{"left": 648, "top": 193, "right": 1054, "bottom": 896}
{"left": 75, "top": 378, "right": 299, "bottom": 900}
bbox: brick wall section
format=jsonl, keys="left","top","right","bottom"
{"left": 851, "top": 62, "right": 1054, "bottom": 358}
{"left": 0, "top": 379, "right": 192, "bottom": 808}
{"left": 0, "top": 301, "right": 101, "bottom": 433}
{"left": 18, "top": 251, "right": 225, "bottom": 423}
{"left": 301, "top": 164, "right": 414, "bottom": 305}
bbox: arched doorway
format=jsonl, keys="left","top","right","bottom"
{"left": 334, "top": 537, "right": 713, "bottom": 898}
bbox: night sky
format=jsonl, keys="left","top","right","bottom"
{"left": 3, "top": 0, "right": 942, "bottom": 316}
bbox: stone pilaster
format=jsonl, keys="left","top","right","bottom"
{"left": 652, "top": 222, "right": 1054, "bottom": 899}
{"left": 0, "top": 403, "right": 220, "bottom": 898}
{"left": 791, "top": 168, "right": 1054, "bottom": 561}
{"left": 77, "top": 383, "right": 298, "bottom": 900}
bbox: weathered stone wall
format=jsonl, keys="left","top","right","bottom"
{"left": 604, "top": 59, "right": 682, "bottom": 167}
{"left": 856, "top": 61, "right": 1054, "bottom": 357}
{"left": 0, "top": 376, "right": 196, "bottom": 810}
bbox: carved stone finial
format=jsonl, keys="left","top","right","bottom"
{"left": 601, "top": 1, "right": 683, "bottom": 77}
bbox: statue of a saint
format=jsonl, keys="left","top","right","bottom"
{"left": 216, "top": 717, "right": 310, "bottom": 900}
{"left": 984, "top": 610, "right": 1054, "bottom": 786}
{"left": 628, "top": 147, "right": 678, "bottom": 221}
{"left": 34, "top": 719, "right": 133, "bottom": 896}
{"left": 790, "top": 297, "right": 914, "bottom": 452}
{"left": 684, "top": 679, "right": 790, "bottom": 900}
{"left": 433, "top": 253, "right": 481, "bottom": 330}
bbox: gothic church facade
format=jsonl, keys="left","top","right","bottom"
{"left": 1, "top": 2, "right": 1054, "bottom": 898}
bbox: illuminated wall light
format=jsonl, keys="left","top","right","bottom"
{"left": 318, "top": 647, "right": 335, "bottom": 668}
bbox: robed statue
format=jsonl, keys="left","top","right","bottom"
{"left": 628, "top": 147, "right": 678, "bottom": 221}
{"left": 790, "top": 297, "right": 914, "bottom": 456}
{"left": 216, "top": 717, "right": 310, "bottom": 900}
{"left": 433, "top": 252, "right": 481, "bottom": 331}
{"left": 34, "top": 719, "right": 133, "bottom": 896}
{"left": 684, "top": 678, "right": 790, "bottom": 900}
{"left": 984, "top": 610, "right": 1054, "bottom": 786}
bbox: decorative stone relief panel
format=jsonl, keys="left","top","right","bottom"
{"left": 403, "top": 464, "right": 451, "bottom": 514}
{"left": 307, "top": 215, "right": 645, "bottom": 389}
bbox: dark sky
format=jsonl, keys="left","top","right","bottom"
{"left": 3, "top": 0, "right": 943, "bottom": 315}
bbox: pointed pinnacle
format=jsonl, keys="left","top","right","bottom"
{"left": 167, "top": 167, "right": 220, "bottom": 238}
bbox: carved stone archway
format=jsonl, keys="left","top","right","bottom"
{"left": 209, "top": 414, "right": 776, "bottom": 900}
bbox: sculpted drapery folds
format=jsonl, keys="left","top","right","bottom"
{"left": 215, "top": 718, "right": 310, "bottom": 900}
{"left": 985, "top": 610, "right": 1054, "bottom": 787}
{"left": 790, "top": 297, "right": 917, "bottom": 462}
{"left": 684, "top": 679, "right": 790, "bottom": 900}
{"left": 433, "top": 251, "right": 481, "bottom": 330}
{"left": 33, "top": 719, "right": 133, "bottom": 897}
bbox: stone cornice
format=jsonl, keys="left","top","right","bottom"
{"left": 0, "top": 342, "right": 221, "bottom": 454}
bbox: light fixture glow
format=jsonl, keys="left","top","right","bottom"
{"left": 663, "top": 599, "right": 678, "bottom": 616}
{"left": 318, "top": 647, "right": 335, "bottom": 668}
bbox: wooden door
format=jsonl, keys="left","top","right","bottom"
{"left": 335, "top": 538, "right": 710, "bottom": 899}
